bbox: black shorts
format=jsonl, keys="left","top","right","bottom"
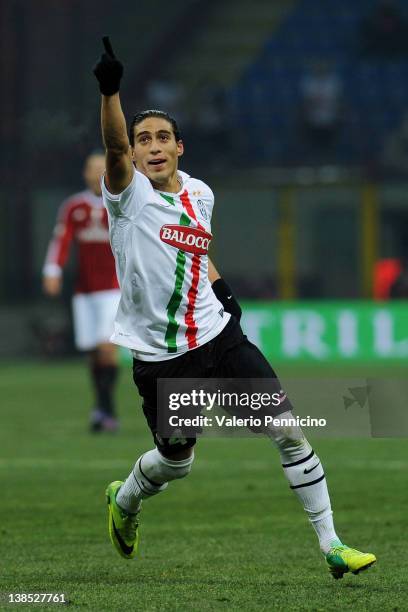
{"left": 133, "top": 316, "right": 293, "bottom": 454}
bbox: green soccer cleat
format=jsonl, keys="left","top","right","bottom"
{"left": 106, "top": 481, "right": 139, "bottom": 560}
{"left": 326, "top": 544, "right": 376, "bottom": 579}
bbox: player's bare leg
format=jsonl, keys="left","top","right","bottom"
{"left": 89, "top": 342, "right": 119, "bottom": 432}
{"left": 268, "top": 412, "right": 376, "bottom": 578}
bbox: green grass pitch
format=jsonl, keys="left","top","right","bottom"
{"left": 0, "top": 360, "right": 407, "bottom": 610}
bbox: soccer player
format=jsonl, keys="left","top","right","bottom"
{"left": 43, "top": 152, "right": 121, "bottom": 432}
{"left": 94, "top": 38, "right": 376, "bottom": 578}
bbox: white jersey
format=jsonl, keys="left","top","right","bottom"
{"left": 102, "top": 168, "right": 230, "bottom": 361}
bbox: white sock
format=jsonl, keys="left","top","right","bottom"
{"left": 268, "top": 412, "right": 341, "bottom": 554}
{"left": 116, "top": 448, "right": 194, "bottom": 514}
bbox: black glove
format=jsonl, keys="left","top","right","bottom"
{"left": 212, "top": 278, "right": 242, "bottom": 321}
{"left": 93, "top": 36, "right": 123, "bottom": 96}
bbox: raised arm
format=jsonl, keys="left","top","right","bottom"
{"left": 94, "top": 37, "right": 133, "bottom": 194}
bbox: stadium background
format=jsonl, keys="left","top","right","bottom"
{"left": 1, "top": 1, "right": 407, "bottom": 609}
{"left": 2, "top": 0, "right": 408, "bottom": 361}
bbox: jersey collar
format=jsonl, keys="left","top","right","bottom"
{"left": 155, "top": 170, "right": 190, "bottom": 196}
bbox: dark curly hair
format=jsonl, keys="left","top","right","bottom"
{"left": 129, "top": 110, "right": 181, "bottom": 147}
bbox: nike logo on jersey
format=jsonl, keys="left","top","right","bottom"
{"left": 304, "top": 461, "right": 320, "bottom": 475}
{"left": 160, "top": 224, "right": 212, "bottom": 255}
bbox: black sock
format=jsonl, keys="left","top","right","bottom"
{"left": 91, "top": 365, "right": 119, "bottom": 416}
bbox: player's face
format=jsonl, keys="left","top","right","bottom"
{"left": 132, "top": 117, "right": 183, "bottom": 191}
{"left": 83, "top": 155, "right": 105, "bottom": 196}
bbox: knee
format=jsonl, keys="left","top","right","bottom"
{"left": 267, "top": 411, "right": 305, "bottom": 446}
{"left": 141, "top": 447, "right": 194, "bottom": 484}
{"left": 157, "top": 450, "right": 195, "bottom": 480}
{"left": 154, "top": 434, "right": 196, "bottom": 461}
{"left": 95, "top": 343, "right": 117, "bottom": 366}
{"left": 266, "top": 411, "right": 313, "bottom": 463}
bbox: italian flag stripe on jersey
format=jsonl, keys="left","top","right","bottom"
{"left": 181, "top": 190, "right": 204, "bottom": 350}
{"left": 161, "top": 193, "right": 191, "bottom": 353}
{"left": 162, "top": 190, "right": 204, "bottom": 353}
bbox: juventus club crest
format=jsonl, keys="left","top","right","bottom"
{"left": 197, "top": 200, "right": 208, "bottom": 220}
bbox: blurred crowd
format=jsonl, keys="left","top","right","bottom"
{"left": 135, "top": 0, "right": 408, "bottom": 175}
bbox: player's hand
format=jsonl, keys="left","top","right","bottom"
{"left": 43, "top": 276, "right": 62, "bottom": 297}
{"left": 93, "top": 36, "right": 124, "bottom": 96}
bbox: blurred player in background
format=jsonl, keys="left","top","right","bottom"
{"left": 93, "top": 38, "right": 376, "bottom": 578}
{"left": 43, "top": 152, "right": 121, "bottom": 432}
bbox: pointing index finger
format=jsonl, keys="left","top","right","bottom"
{"left": 102, "top": 36, "right": 115, "bottom": 58}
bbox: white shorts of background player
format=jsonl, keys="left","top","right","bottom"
{"left": 72, "top": 289, "right": 121, "bottom": 351}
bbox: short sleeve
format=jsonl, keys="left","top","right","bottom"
{"left": 101, "top": 168, "right": 152, "bottom": 219}
{"left": 206, "top": 186, "right": 215, "bottom": 221}
{"left": 195, "top": 179, "right": 215, "bottom": 222}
